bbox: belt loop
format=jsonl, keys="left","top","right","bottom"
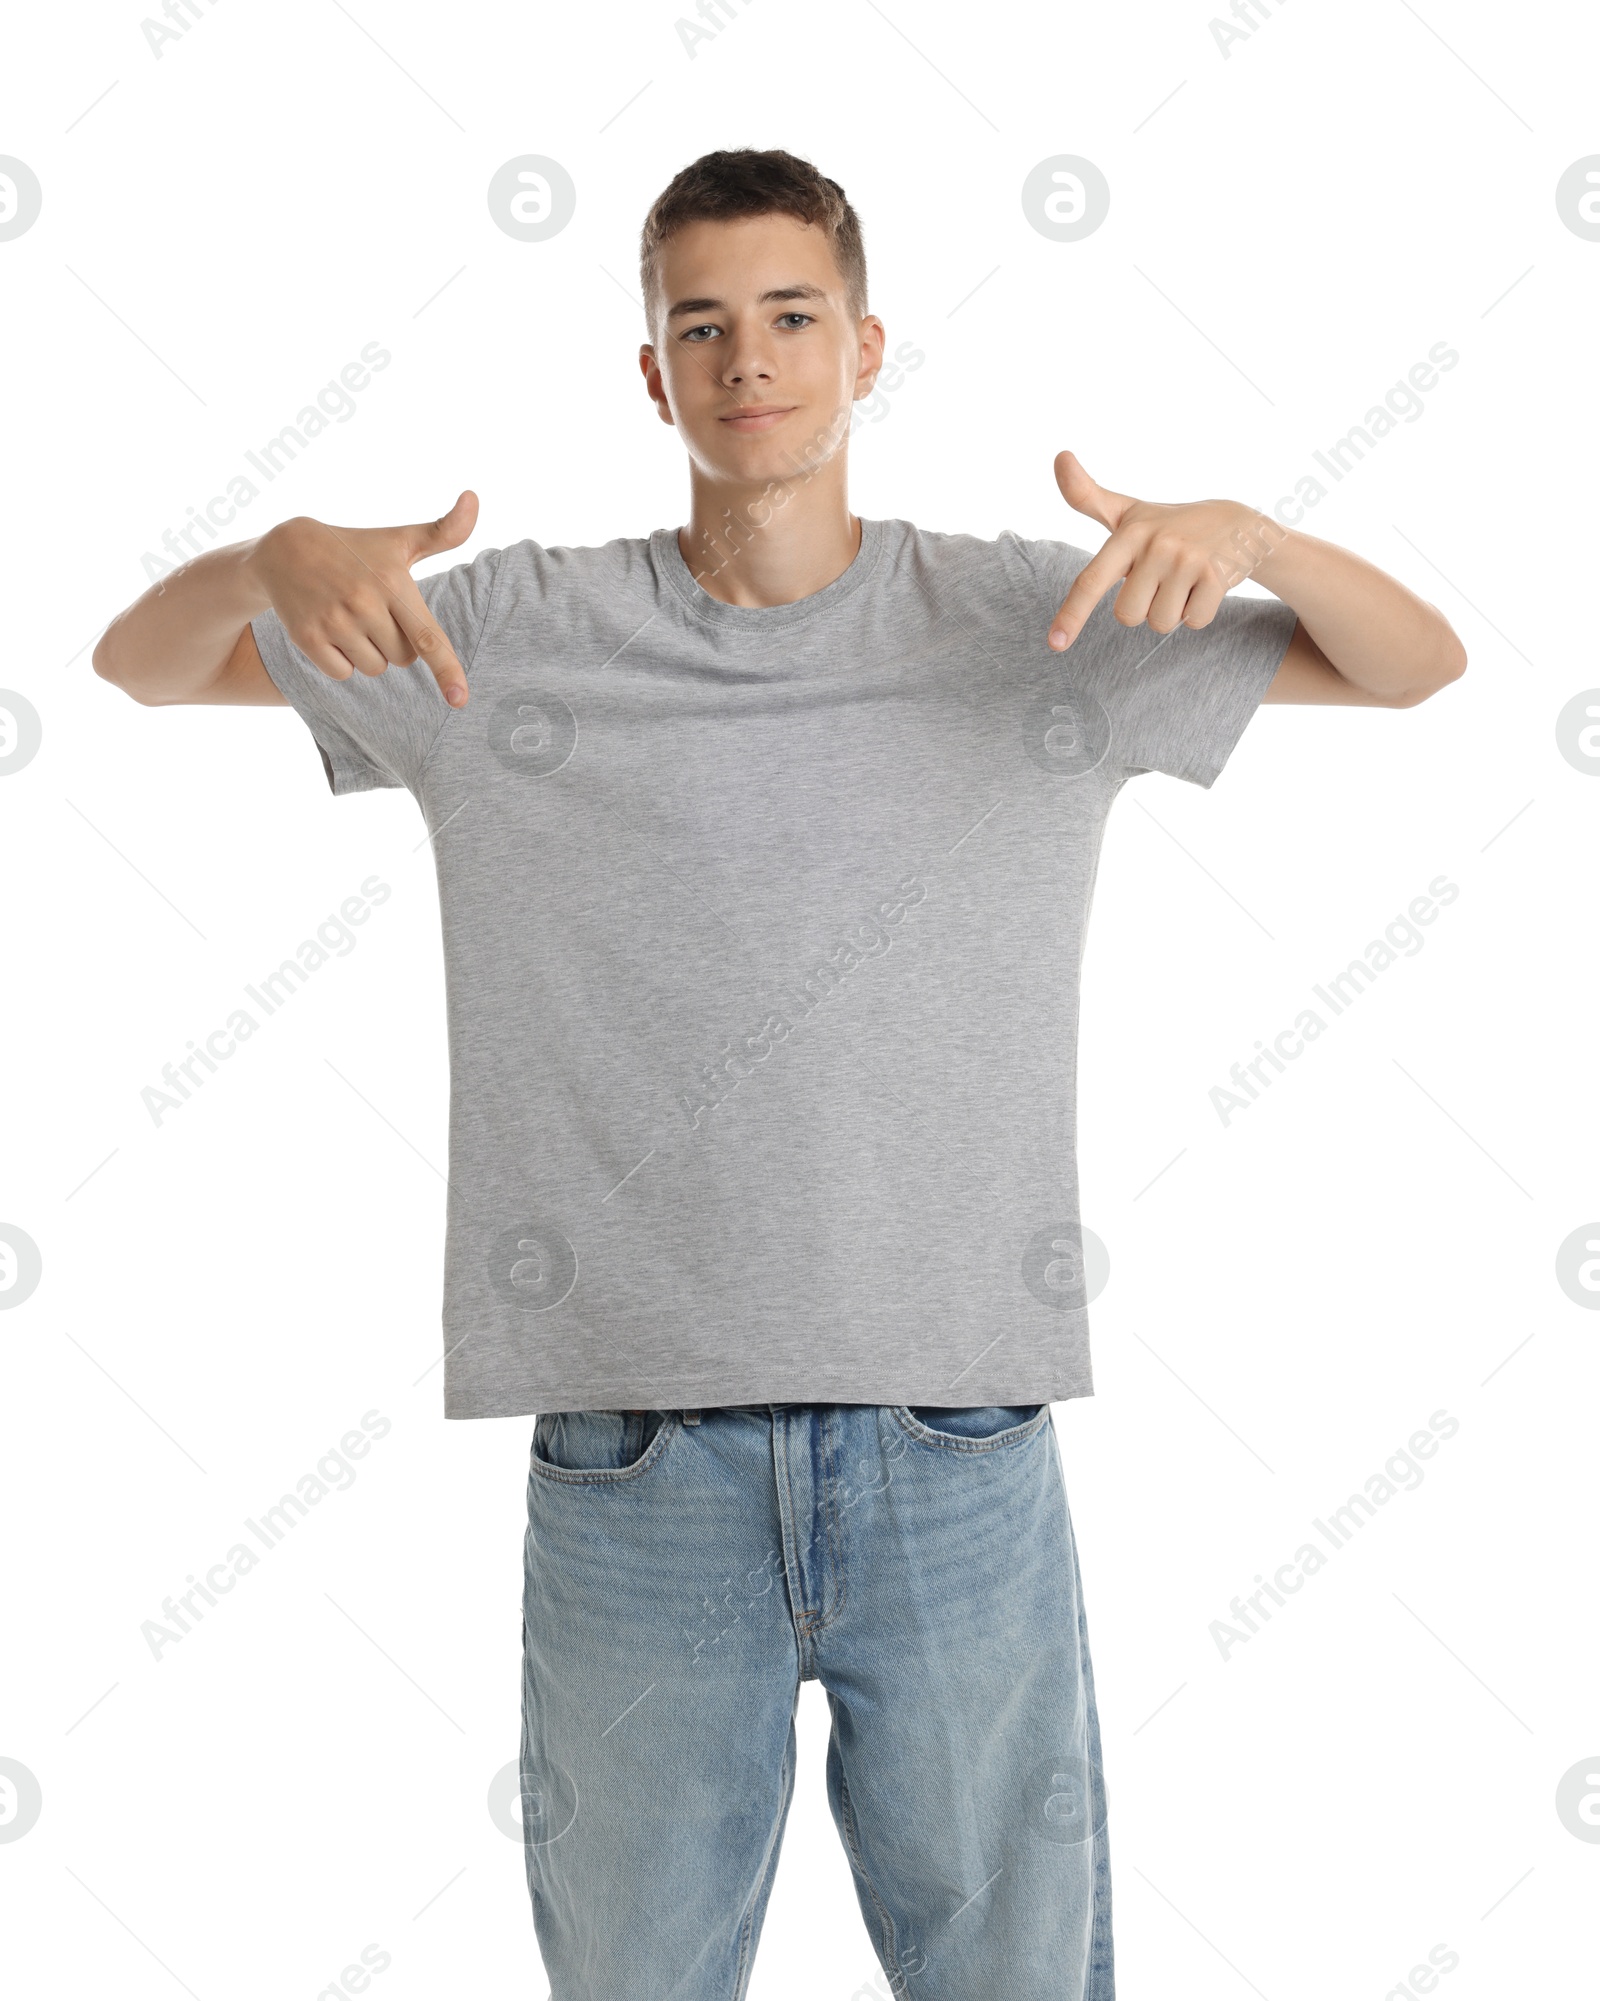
{"left": 682, "top": 1409, "right": 701, "bottom": 1425}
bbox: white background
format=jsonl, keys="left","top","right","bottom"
{"left": 2, "top": 0, "right": 1597, "bottom": 1995}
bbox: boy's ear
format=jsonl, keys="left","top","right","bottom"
{"left": 638, "top": 348, "right": 675, "bottom": 427}
{"left": 854, "top": 317, "right": 887, "bottom": 392}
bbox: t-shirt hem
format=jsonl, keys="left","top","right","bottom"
{"left": 252, "top": 610, "right": 394, "bottom": 796}
{"left": 441, "top": 1375, "right": 1098, "bottom": 1419}
{"left": 1169, "top": 600, "right": 1299, "bottom": 788}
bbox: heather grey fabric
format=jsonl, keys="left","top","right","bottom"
{"left": 253, "top": 518, "right": 1296, "bottom": 1417}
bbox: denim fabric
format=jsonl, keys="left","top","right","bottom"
{"left": 521, "top": 1403, "right": 1113, "bottom": 1999}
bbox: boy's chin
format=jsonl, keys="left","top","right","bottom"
{"left": 698, "top": 423, "right": 843, "bottom": 485}
{"left": 697, "top": 443, "right": 801, "bottom": 486}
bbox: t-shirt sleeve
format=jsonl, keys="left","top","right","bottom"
{"left": 251, "top": 544, "right": 504, "bottom": 796}
{"left": 1002, "top": 530, "right": 1299, "bottom": 787}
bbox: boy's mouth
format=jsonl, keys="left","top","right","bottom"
{"left": 720, "top": 405, "right": 796, "bottom": 431}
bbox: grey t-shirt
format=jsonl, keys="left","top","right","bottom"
{"left": 253, "top": 517, "right": 1296, "bottom": 1418}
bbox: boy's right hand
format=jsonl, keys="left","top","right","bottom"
{"left": 248, "top": 490, "right": 479, "bottom": 708}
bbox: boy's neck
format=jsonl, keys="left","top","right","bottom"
{"left": 677, "top": 457, "right": 860, "bottom": 608}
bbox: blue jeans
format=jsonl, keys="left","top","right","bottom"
{"left": 520, "top": 1403, "right": 1114, "bottom": 1999}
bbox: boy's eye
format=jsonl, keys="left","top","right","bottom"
{"left": 680, "top": 312, "right": 814, "bottom": 343}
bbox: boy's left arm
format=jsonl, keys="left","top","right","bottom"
{"left": 1046, "top": 449, "right": 1468, "bottom": 708}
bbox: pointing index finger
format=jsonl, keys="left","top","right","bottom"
{"left": 1048, "top": 535, "right": 1134, "bottom": 652}
{"left": 392, "top": 578, "right": 468, "bottom": 706}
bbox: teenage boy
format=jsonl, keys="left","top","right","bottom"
{"left": 94, "top": 148, "right": 1466, "bottom": 2000}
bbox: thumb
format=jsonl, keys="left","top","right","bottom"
{"left": 402, "top": 489, "right": 479, "bottom": 564}
{"left": 1052, "top": 451, "right": 1135, "bottom": 533}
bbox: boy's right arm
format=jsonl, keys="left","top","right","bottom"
{"left": 92, "top": 491, "right": 479, "bottom": 709}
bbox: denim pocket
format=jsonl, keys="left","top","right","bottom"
{"left": 529, "top": 1409, "right": 679, "bottom": 1483}
{"left": 890, "top": 1404, "right": 1051, "bottom": 1452}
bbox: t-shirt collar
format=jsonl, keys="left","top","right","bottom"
{"left": 650, "top": 516, "right": 886, "bottom": 628}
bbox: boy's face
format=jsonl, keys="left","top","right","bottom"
{"left": 640, "top": 212, "right": 885, "bottom": 487}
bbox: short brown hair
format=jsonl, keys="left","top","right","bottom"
{"left": 639, "top": 148, "right": 868, "bottom": 345}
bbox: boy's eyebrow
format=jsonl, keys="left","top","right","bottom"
{"left": 664, "top": 282, "right": 829, "bottom": 323}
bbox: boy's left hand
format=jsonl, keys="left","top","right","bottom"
{"left": 1047, "top": 449, "right": 1278, "bottom": 652}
